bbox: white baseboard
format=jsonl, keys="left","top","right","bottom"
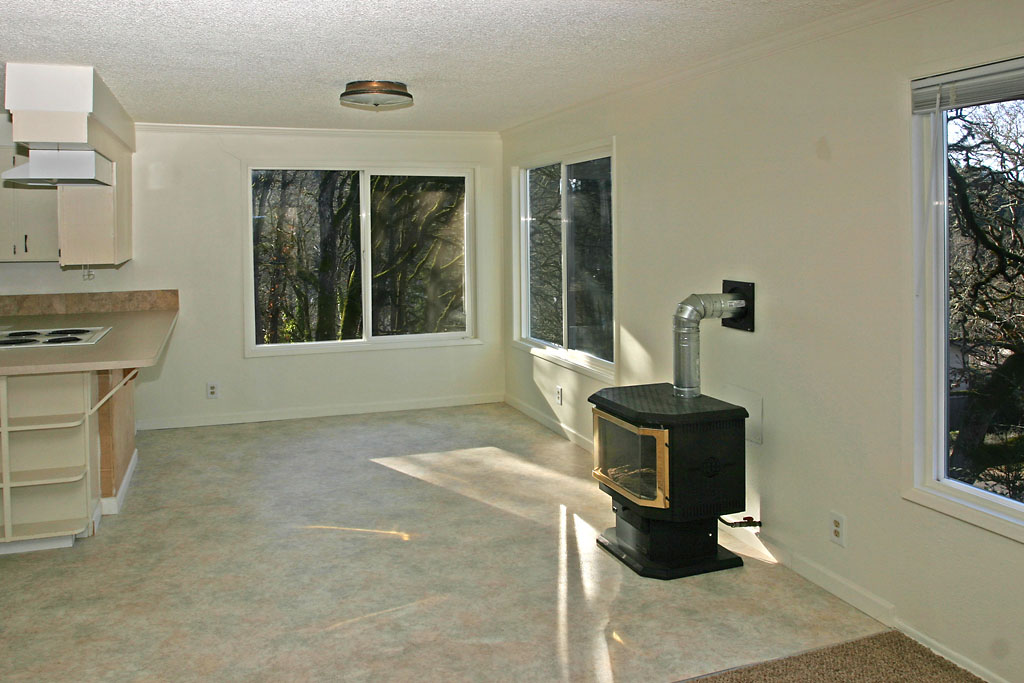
{"left": 760, "top": 532, "right": 1004, "bottom": 683}
{"left": 101, "top": 448, "right": 138, "bottom": 515}
{"left": 0, "top": 535, "right": 74, "bottom": 555}
{"left": 759, "top": 532, "right": 896, "bottom": 624}
{"left": 895, "top": 620, "right": 1010, "bottom": 683}
{"left": 135, "top": 392, "right": 506, "bottom": 431}
{"left": 504, "top": 393, "right": 593, "bottom": 451}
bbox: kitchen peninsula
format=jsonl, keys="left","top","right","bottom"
{"left": 0, "top": 290, "right": 177, "bottom": 553}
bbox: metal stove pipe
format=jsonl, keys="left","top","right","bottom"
{"left": 673, "top": 292, "right": 746, "bottom": 398}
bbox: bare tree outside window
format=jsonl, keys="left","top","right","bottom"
{"left": 252, "top": 170, "right": 469, "bottom": 345}
{"left": 523, "top": 154, "right": 613, "bottom": 363}
{"left": 945, "top": 100, "right": 1024, "bottom": 504}
{"left": 527, "top": 163, "right": 563, "bottom": 346}
{"left": 252, "top": 169, "right": 361, "bottom": 344}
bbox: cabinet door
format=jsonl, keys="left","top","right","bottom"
{"left": 58, "top": 183, "right": 117, "bottom": 266}
{"left": 0, "top": 150, "right": 59, "bottom": 262}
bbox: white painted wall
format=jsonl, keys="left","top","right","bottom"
{"left": 501, "top": 1, "right": 1024, "bottom": 680}
{"left": 0, "top": 126, "right": 505, "bottom": 427}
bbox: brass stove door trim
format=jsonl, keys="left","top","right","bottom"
{"left": 592, "top": 409, "right": 670, "bottom": 509}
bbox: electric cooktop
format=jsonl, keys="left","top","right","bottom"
{"left": 0, "top": 327, "right": 112, "bottom": 348}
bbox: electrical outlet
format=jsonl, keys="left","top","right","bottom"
{"left": 555, "top": 385, "right": 563, "bottom": 405}
{"left": 206, "top": 382, "right": 219, "bottom": 399}
{"left": 830, "top": 511, "right": 846, "bottom": 547}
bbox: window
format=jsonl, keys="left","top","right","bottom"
{"left": 519, "top": 147, "right": 614, "bottom": 372}
{"left": 248, "top": 169, "right": 471, "bottom": 351}
{"left": 911, "top": 57, "right": 1024, "bottom": 539}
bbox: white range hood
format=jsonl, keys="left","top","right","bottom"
{"left": 1, "top": 149, "right": 114, "bottom": 186}
{"left": 2, "top": 63, "right": 133, "bottom": 187}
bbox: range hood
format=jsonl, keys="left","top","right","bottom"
{"left": 1, "top": 149, "right": 114, "bottom": 186}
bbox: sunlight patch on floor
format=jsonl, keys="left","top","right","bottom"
{"left": 319, "top": 595, "right": 447, "bottom": 632}
{"left": 372, "top": 447, "right": 606, "bottom": 527}
{"left": 300, "top": 525, "right": 412, "bottom": 541}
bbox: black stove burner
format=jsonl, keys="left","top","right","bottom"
{"left": 0, "top": 338, "right": 38, "bottom": 345}
{"left": 48, "top": 329, "right": 91, "bottom": 335}
{"left": 43, "top": 336, "right": 83, "bottom": 344}
{"left": 6, "top": 331, "right": 41, "bottom": 337}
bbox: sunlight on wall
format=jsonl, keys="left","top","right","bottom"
{"left": 617, "top": 325, "right": 656, "bottom": 384}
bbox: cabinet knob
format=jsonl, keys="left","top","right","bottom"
{"left": 24, "top": 234, "right": 28, "bottom": 253}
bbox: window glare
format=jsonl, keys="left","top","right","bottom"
{"left": 566, "top": 157, "right": 614, "bottom": 362}
{"left": 370, "top": 175, "right": 467, "bottom": 336}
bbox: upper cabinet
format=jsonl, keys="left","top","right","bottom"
{"left": 2, "top": 64, "right": 134, "bottom": 266}
{"left": 0, "top": 148, "right": 59, "bottom": 262}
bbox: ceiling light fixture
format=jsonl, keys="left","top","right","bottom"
{"left": 339, "top": 80, "right": 413, "bottom": 109}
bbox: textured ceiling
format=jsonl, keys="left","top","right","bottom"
{"left": 0, "top": 0, "right": 880, "bottom": 132}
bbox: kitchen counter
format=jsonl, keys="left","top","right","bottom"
{"left": 0, "top": 292, "right": 179, "bottom": 551}
{"left": 0, "top": 309, "right": 177, "bottom": 376}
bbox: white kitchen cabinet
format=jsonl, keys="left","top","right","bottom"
{"left": 0, "top": 372, "right": 101, "bottom": 548}
{"left": 5, "top": 64, "right": 135, "bottom": 267}
{"left": 0, "top": 148, "right": 60, "bottom": 263}
{"left": 58, "top": 181, "right": 129, "bottom": 266}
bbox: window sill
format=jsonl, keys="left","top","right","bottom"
{"left": 902, "top": 480, "right": 1024, "bottom": 545}
{"left": 511, "top": 339, "right": 615, "bottom": 383}
{"left": 245, "top": 335, "right": 483, "bottom": 358}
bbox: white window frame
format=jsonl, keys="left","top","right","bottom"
{"left": 243, "top": 165, "right": 478, "bottom": 357}
{"left": 907, "top": 58, "right": 1024, "bottom": 543}
{"left": 511, "top": 141, "right": 616, "bottom": 382}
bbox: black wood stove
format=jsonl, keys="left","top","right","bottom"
{"left": 589, "top": 382, "right": 748, "bottom": 579}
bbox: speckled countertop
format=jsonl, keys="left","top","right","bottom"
{"left": 0, "top": 290, "right": 178, "bottom": 376}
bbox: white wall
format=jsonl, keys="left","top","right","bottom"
{"left": 501, "top": 1, "right": 1024, "bottom": 680}
{"left": 0, "top": 126, "right": 505, "bottom": 427}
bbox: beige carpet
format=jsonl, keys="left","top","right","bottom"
{"left": 690, "top": 631, "right": 984, "bottom": 682}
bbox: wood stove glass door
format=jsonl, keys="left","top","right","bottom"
{"left": 592, "top": 409, "right": 669, "bottom": 508}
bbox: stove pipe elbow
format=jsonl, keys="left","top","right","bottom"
{"left": 673, "top": 292, "right": 746, "bottom": 398}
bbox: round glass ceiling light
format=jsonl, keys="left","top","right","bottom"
{"left": 339, "top": 81, "right": 413, "bottom": 109}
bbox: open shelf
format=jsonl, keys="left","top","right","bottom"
{"left": 11, "top": 518, "right": 89, "bottom": 541}
{"left": 7, "top": 413, "right": 86, "bottom": 431}
{"left": 9, "top": 465, "right": 87, "bottom": 487}
{"left": 1, "top": 370, "right": 106, "bottom": 549}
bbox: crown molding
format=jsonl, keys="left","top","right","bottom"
{"left": 501, "top": 0, "right": 950, "bottom": 136}
{"left": 134, "top": 121, "right": 501, "bottom": 140}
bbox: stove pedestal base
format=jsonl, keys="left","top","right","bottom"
{"left": 593, "top": 516, "right": 745, "bottom": 581}
{"left": 597, "top": 525, "right": 743, "bottom": 580}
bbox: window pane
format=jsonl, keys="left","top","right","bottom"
{"left": 252, "top": 169, "right": 362, "bottom": 344}
{"left": 945, "top": 101, "right": 1024, "bottom": 505}
{"left": 566, "top": 157, "right": 613, "bottom": 361}
{"left": 370, "top": 175, "right": 467, "bottom": 336}
{"left": 526, "top": 163, "right": 564, "bottom": 346}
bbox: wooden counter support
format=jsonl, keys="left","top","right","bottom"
{"left": 97, "top": 368, "right": 136, "bottom": 511}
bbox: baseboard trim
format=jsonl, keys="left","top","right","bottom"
{"left": 0, "top": 535, "right": 74, "bottom": 555}
{"left": 504, "top": 394, "right": 593, "bottom": 451}
{"left": 135, "top": 393, "right": 506, "bottom": 430}
{"left": 101, "top": 448, "right": 138, "bottom": 515}
{"left": 758, "top": 532, "right": 896, "bottom": 624}
{"left": 760, "top": 532, "right": 1004, "bottom": 683}
{"left": 895, "top": 619, "right": 1010, "bottom": 683}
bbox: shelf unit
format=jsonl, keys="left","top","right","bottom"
{"left": 0, "top": 372, "right": 102, "bottom": 547}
